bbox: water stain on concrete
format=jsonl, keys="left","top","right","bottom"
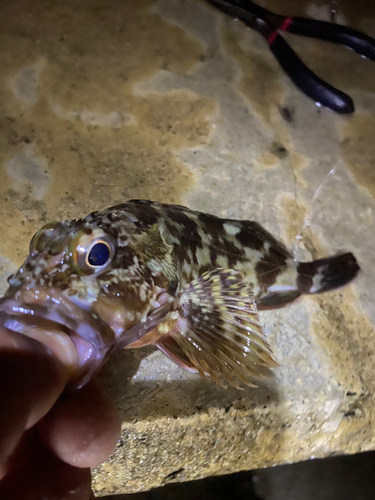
{"left": 279, "top": 194, "right": 374, "bottom": 397}
{"left": 310, "top": 289, "right": 375, "bottom": 394}
{"left": 223, "top": 28, "right": 290, "bottom": 149}
{"left": 277, "top": 193, "right": 322, "bottom": 262}
{"left": 255, "top": 150, "right": 279, "bottom": 169}
{"left": 278, "top": 194, "right": 309, "bottom": 248}
{"left": 49, "top": 99, "right": 134, "bottom": 128}
{"left": 9, "top": 58, "right": 46, "bottom": 106}
{"left": 136, "top": 90, "right": 216, "bottom": 149}
{"left": 340, "top": 113, "right": 375, "bottom": 200}
{"left": 0, "top": 0, "right": 212, "bottom": 267}
{"left": 5, "top": 145, "right": 49, "bottom": 200}
{"left": 288, "top": 152, "right": 310, "bottom": 191}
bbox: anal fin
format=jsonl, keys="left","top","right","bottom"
{"left": 156, "top": 336, "right": 198, "bottom": 374}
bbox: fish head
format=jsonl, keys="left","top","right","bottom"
{"left": 0, "top": 213, "right": 161, "bottom": 387}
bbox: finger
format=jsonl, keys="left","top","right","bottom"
{"left": 0, "top": 427, "right": 93, "bottom": 500}
{"left": 0, "top": 328, "right": 68, "bottom": 467}
{"left": 40, "top": 377, "right": 121, "bottom": 468}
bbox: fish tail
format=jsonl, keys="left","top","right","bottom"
{"left": 257, "top": 252, "right": 360, "bottom": 310}
{"left": 297, "top": 252, "right": 360, "bottom": 295}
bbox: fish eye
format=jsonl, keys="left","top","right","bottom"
{"left": 87, "top": 241, "right": 111, "bottom": 267}
{"left": 73, "top": 230, "right": 115, "bottom": 275}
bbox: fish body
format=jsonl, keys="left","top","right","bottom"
{"left": 0, "top": 200, "right": 360, "bottom": 388}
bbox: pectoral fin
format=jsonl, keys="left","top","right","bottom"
{"left": 154, "top": 269, "right": 277, "bottom": 388}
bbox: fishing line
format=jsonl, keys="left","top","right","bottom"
{"left": 294, "top": 161, "right": 341, "bottom": 260}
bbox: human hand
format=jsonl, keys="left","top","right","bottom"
{"left": 0, "top": 326, "right": 121, "bottom": 499}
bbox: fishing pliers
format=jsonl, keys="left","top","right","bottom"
{"left": 208, "top": 0, "right": 375, "bottom": 113}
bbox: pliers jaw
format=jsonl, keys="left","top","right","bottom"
{"left": 208, "top": 0, "right": 375, "bottom": 113}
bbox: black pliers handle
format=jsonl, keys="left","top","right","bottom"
{"left": 208, "top": 0, "right": 375, "bottom": 113}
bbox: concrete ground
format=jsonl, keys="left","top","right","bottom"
{"left": 98, "top": 451, "right": 375, "bottom": 500}
{"left": 0, "top": 0, "right": 375, "bottom": 496}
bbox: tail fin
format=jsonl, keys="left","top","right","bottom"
{"left": 297, "top": 252, "right": 360, "bottom": 294}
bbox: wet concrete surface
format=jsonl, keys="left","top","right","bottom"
{"left": 1, "top": 0, "right": 375, "bottom": 496}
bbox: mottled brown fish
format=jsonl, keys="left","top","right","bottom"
{"left": 0, "top": 200, "right": 360, "bottom": 388}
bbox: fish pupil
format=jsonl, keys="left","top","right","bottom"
{"left": 88, "top": 242, "right": 110, "bottom": 267}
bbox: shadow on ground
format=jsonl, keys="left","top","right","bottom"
{"left": 98, "top": 348, "right": 280, "bottom": 422}
{"left": 98, "top": 451, "right": 375, "bottom": 500}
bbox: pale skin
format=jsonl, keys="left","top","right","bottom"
{"left": 0, "top": 326, "right": 121, "bottom": 499}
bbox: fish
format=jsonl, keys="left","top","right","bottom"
{"left": 0, "top": 199, "right": 360, "bottom": 388}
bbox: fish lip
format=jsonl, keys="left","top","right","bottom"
{"left": 0, "top": 286, "right": 116, "bottom": 388}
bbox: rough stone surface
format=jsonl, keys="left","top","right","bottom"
{"left": 1, "top": 0, "right": 375, "bottom": 496}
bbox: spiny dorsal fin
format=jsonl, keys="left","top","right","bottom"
{"left": 155, "top": 269, "right": 278, "bottom": 388}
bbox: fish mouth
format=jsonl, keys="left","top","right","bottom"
{"left": 0, "top": 286, "right": 116, "bottom": 389}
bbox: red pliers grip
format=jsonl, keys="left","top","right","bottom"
{"left": 208, "top": 0, "right": 375, "bottom": 113}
